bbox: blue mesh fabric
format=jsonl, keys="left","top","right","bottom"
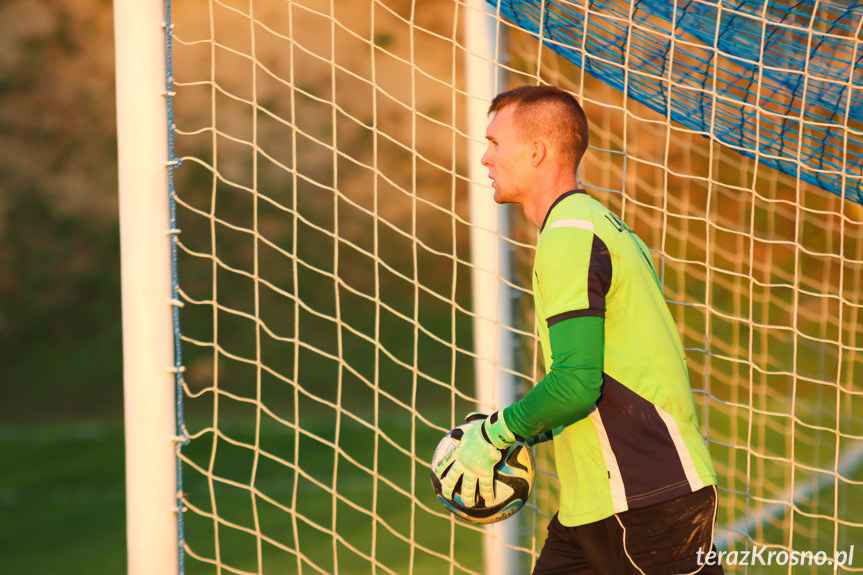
{"left": 492, "top": 0, "right": 863, "bottom": 203}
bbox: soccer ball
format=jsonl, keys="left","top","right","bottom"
{"left": 430, "top": 417, "right": 536, "bottom": 524}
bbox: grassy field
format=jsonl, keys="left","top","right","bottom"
{"left": 4, "top": 404, "right": 862, "bottom": 574}
{"left": 1, "top": 420, "right": 127, "bottom": 573}
{"left": 176, "top": 413, "right": 495, "bottom": 575}
{"left": 0, "top": 415, "right": 494, "bottom": 575}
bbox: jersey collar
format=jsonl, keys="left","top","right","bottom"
{"left": 540, "top": 189, "right": 587, "bottom": 232}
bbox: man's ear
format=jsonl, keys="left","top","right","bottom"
{"left": 530, "top": 139, "right": 547, "bottom": 167}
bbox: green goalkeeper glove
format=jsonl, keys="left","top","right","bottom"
{"left": 434, "top": 411, "right": 520, "bottom": 508}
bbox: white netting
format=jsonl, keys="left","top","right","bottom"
{"left": 167, "top": 0, "right": 863, "bottom": 573}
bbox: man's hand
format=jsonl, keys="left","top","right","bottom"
{"left": 433, "top": 411, "right": 519, "bottom": 507}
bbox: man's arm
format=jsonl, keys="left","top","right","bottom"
{"left": 503, "top": 314, "right": 604, "bottom": 440}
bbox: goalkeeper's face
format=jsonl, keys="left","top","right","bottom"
{"left": 481, "top": 106, "right": 534, "bottom": 207}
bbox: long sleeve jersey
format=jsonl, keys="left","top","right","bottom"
{"left": 503, "top": 190, "right": 717, "bottom": 527}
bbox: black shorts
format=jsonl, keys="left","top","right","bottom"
{"left": 533, "top": 486, "right": 724, "bottom": 575}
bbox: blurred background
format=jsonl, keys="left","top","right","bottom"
{"left": 1, "top": 0, "right": 126, "bottom": 570}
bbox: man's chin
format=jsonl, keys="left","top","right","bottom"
{"left": 493, "top": 189, "right": 512, "bottom": 205}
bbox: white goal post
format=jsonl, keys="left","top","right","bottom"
{"left": 114, "top": 0, "right": 179, "bottom": 573}
{"left": 463, "top": 0, "right": 522, "bottom": 573}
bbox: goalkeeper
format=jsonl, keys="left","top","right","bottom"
{"left": 434, "top": 85, "right": 723, "bottom": 574}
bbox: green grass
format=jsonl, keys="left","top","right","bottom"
{"left": 4, "top": 403, "right": 860, "bottom": 575}
{"left": 0, "top": 415, "right": 493, "bottom": 575}
{"left": 177, "top": 413, "right": 491, "bottom": 575}
{"left": 0, "top": 420, "right": 127, "bottom": 574}
{"left": 703, "top": 394, "right": 863, "bottom": 575}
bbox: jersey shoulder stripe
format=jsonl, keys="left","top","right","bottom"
{"left": 547, "top": 218, "right": 594, "bottom": 232}
{"left": 536, "top": 196, "right": 612, "bottom": 324}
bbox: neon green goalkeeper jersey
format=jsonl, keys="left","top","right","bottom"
{"left": 506, "top": 190, "right": 716, "bottom": 527}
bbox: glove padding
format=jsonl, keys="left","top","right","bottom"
{"left": 434, "top": 411, "right": 518, "bottom": 508}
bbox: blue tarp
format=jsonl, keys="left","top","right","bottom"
{"left": 492, "top": 0, "right": 863, "bottom": 203}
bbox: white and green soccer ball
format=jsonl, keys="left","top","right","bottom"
{"left": 431, "top": 416, "right": 536, "bottom": 524}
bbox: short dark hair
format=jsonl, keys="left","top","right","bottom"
{"left": 489, "top": 85, "right": 589, "bottom": 170}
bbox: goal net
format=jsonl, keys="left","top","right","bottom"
{"left": 160, "top": 0, "right": 863, "bottom": 572}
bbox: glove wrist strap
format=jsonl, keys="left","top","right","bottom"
{"left": 483, "top": 410, "right": 522, "bottom": 449}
